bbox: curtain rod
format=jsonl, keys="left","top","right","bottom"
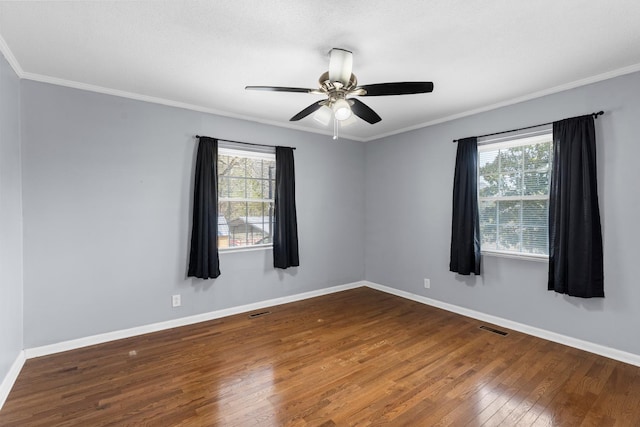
{"left": 195, "top": 135, "right": 296, "bottom": 150}
{"left": 452, "top": 111, "right": 604, "bottom": 143}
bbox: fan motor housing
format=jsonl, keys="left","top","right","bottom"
{"left": 318, "top": 71, "right": 361, "bottom": 106}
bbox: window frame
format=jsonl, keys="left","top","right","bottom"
{"left": 477, "top": 129, "right": 553, "bottom": 261}
{"left": 217, "top": 143, "right": 276, "bottom": 253}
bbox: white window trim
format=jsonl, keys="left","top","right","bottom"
{"left": 219, "top": 244, "right": 272, "bottom": 254}
{"left": 218, "top": 146, "right": 275, "bottom": 161}
{"left": 478, "top": 126, "right": 552, "bottom": 146}
{"left": 481, "top": 249, "right": 548, "bottom": 262}
{"left": 219, "top": 197, "right": 274, "bottom": 203}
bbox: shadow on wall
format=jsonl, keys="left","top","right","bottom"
{"left": 190, "top": 277, "right": 215, "bottom": 293}
{"left": 560, "top": 293, "right": 604, "bottom": 312}
{"left": 453, "top": 273, "right": 480, "bottom": 287}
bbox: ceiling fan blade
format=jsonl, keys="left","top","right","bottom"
{"left": 358, "top": 82, "right": 434, "bottom": 96}
{"left": 290, "top": 101, "right": 324, "bottom": 121}
{"left": 245, "top": 86, "right": 315, "bottom": 93}
{"left": 350, "top": 98, "right": 382, "bottom": 124}
{"left": 328, "top": 48, "right": 353, "bottom": 86}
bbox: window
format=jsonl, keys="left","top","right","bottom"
{"left": 478, "top": 132, "right": 552, "bottom": 258}
{"left": 217, "top": 144, "right": 276, "bottom": 250}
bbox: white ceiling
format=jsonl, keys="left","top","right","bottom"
{"left": 1, "top": 1, "right": 640, "bottom": 141}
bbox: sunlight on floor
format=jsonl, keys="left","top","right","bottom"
{"left": 473, "top": 383, "right": 554, "bottom": 425}
{"left": 215, "top": 363, "right": 279, "bottom": 425}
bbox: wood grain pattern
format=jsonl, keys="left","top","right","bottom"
{"left": 1, "top": 288, "right": 639, "bottom": 426}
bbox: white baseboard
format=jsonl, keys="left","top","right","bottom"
{"left": 0, "top": 350, "right": 25, "bottom": 411}
{"left": 25, "top": 281, "right": 365, "bottom": 359}
{"left": 23, "top": 279, "right": 640, "bottom": 369}
{"left": 364, "top": 281, "right": 640, "bottom": 368}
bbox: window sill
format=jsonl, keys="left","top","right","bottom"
{"left": 481, "top": 250, "right": 548, "bottom": 263}
{"left": 219, "top": 245, "right": 272, "bottom": 255}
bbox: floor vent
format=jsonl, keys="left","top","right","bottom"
{"left": 479, "top": 325, "right": 508, "bottom": 336}
{"left": 248, "top": 310, "right": 271, "bottom": 319}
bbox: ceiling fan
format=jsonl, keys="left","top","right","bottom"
{"left": 245, "top": 48, "right": 434, "bottom": 135}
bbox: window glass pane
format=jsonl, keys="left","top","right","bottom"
{"left": 498, "top": 147, "right": 523, "bottom": 173}
{"left": 500, "top": 147, "right": 522, "bottom": 173}
{"left": 218, "top": 201, "right": 274, "bottom": 247}
{"left": 478, "top": 133, "right": 552, "bottom": 257}
{"left": 499, "top": 172, "right": 523, "bottom": 196}
{"left": 479, "top": 173, "right": 499, "bottom": 197}
{"left": 522, "top": 200, "right": 547, "bottom": 226}
{"left": 262, "top": 163, "right": 275, "bottom": 179}
{"left": 479, "top": 149, "right": 499, "bottom": 173}
{"left": 479, "top": 149, "right": 500, "bottom": 197}
{"left": 218, "top": 177, "right": 246, "bottom": 199}
{"left": 497, "top": 224, "right": 521, "bottom": 252}
{"left": 522, "top": 226, "right": 548, "bottom": 254}
{"left": 523, "top": 171, "right": 549, "bottom": 196}
{"left": 479, "top": 200, "right": 497, "bottom": 225}
{"left": 479, "top": 200, "right": 497, "bottom": 250}
{"left": 524, "top": 142, "right": 551, "bottom": 170}
{"left": 246, "top": 159, "right": 264, "bottom": 179}
{"left": 480, "top": 225, "right": 497, "bottom": 251}
{"left": 261, "top": 179, "right": 275, "bottom": 200}
{"left": 497, "top": 200, "right": 521, "bottom": 224}
{"left": 219, "top": 155, "right": 246, "bottom": 177}
{"left": 522, "top": 200, "right": 548, "bottom": 255}
{"left": 218, "top": 176, "right": 229, "bottom": 198}
{"left": 217, "top": 148, "right": 275, "bottom": 249}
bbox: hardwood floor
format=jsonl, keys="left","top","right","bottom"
{"left": 2, "top": 287, "right": 639, "bottom": 426}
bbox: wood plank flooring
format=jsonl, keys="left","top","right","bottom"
{"left": 1, "top": 287, "right": 639, "bottom": 426}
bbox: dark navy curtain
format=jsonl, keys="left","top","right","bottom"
{"left": 188, "top": 137, "right": 221, "bottom": 279}
{"left": 450, "top": 137, "right": 481, "bottom": 275}
{"left": 273, "top": 146, "right": 299, "bottom": 269}
{"left": 549, "top": 116, "right": 604, "bottom": 297}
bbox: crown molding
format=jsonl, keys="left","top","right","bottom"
{"left": 0, "top": 29, "right": 362, "bottom": 142}
{"left": 3, "top": 30, "right": 640, "bottom": 143}
{"left": 367, "top": 62, "right": 640, "bottom": 142}
{"left": 0, "top": 34, "right": 24, "bottom": 77}
{"left": 21, "top": 71, "right": 366, "bottom": 142}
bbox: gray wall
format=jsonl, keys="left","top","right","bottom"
{"left": 21, "top": 81, "right": 365, "bottom": 348}
{"left": 0, "top": 54, "right": 23, "bottom": 381}
{"left": 365, "top": 71, "right": 640, "bottom": 356}
{"left": 16, "top": 68, "right": 640, "bottom": 358}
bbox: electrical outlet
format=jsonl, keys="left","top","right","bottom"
{"left": 424, "top": 278, "right": 431, "bottom": 289}
{"left": 172, "top": 294, "right": 181, "bottom": 307}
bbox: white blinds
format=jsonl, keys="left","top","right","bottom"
{"left": 478, "top": 133, "right": 552, "bottom": 256}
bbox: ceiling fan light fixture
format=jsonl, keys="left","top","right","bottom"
{"left": 340, "top": 114, "right": 358, "bottom": 127}
{"left": 332, "top": 99, "right": 352, "bottom": 121}
{"left": 246, "top": 48, "right": 434, "bottom": 132}
{"left": 313, "top": 105, "right": 333, "bottom": 126}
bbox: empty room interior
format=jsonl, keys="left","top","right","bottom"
{"left": 2, "top": 1, "right": 640, "bottom": 425}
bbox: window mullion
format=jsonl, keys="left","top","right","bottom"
{"left": 497, "top": 150, "right": 502, "bottom": 250}
{"left": 519, "top": 147, "right": 524, "bottom": 252}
